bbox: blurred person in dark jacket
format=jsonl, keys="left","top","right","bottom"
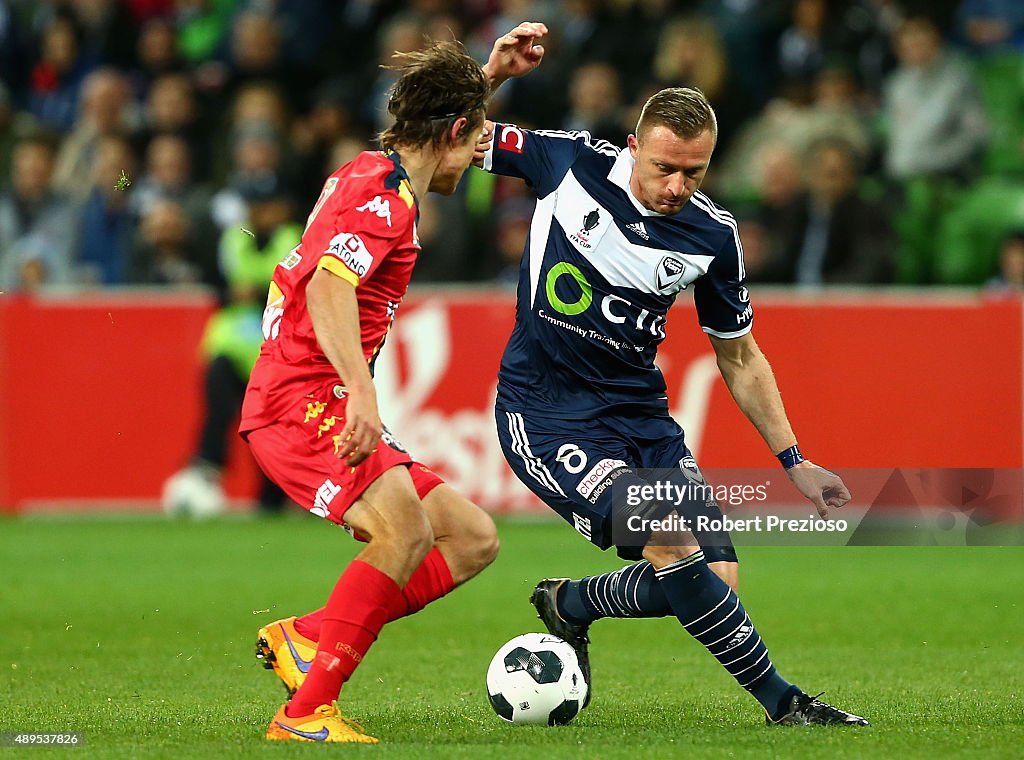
{"left": 563, "top": 61, "right": 623, "bottom": 144}
{"left": 53, "top": 67, "right": 137, "bottom": 201}
{"left": 130, "top": 197, "right": 203, "bottom": 285}
{"left": 27, "top": 14, "right": 94, "bottom": 134}
{"left": 76, "top": 133, "right": 137, "bottom": 285}
{"left": 762, "top": 138, "right": 893, "bottom": 284}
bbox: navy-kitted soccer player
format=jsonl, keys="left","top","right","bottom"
{"left": 475, "top": 74, "right": 868, "bottom": 725}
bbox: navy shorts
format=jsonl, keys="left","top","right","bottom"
{"left": 496, "top": 407, "right": 737, "bottom": 563}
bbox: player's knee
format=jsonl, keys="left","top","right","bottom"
{"left": 710, "top": 561, "right": 739, "bottom": 591}
{"left": 469, "top": 513, "right": 500, "bottom": 571}
{"left": 364, "top": 495, "right": 434, "bottom": 562}
{"left": 399, "top": 507, "right": 435, "bottom": 563}
{"left": 449, "top": 507, "right": 499, "bottom": 574}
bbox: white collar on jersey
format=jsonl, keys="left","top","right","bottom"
{"left": 607, "top": 148, "right": 668, "bottom": 218}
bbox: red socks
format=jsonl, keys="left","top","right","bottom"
{"left": 286, "top": 560, "right": 403, "bottom": 717}
{"left": 293, "top": 547, "right": 455, "bottom": 640}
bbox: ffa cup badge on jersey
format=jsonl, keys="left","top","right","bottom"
{"left": 569, "top": 209, "right": 602, "bottom": 249}
{"left": 656, "top": 256, "right": 687, "bottom": 292}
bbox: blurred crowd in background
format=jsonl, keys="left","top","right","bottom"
{"left": 2, "top": 0, "right": 1024, "bottom": 295}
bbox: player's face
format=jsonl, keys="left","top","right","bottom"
{"left": 429, "top": 118, "right": 487, "bottom": 195}
{"left": 627, "top": 126, "right": 715, "bottom": 215}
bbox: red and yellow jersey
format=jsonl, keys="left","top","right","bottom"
{"left": 240, "top": 151, "right": 419, "bottom": 434}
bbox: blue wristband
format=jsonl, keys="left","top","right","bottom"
{"left": 776, "top": 444, "right": 805, "bottom": 469}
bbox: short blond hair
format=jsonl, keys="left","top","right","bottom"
{"left": 636, "top": 87, "right": 718, "bottom": 144}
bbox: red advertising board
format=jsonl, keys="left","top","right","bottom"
{"left": 0, "top": 290, "right": 1021, "bottom": 512}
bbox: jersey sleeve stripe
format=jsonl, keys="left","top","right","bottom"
{"left": 317, "top": 255, "right": 360, "bottom": 287}
{"left": 690, "top": 192, "right": 746, "bottom": 279}
{"left": 530, "top": 128, "right": 619, "bottom": 156}
{"left": 701, "top": 322, "right": 754, "bottom": 340}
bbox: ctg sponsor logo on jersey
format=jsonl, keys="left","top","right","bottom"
{"left": 326, "top": 232, "right": 374, "bottom": 278}
{"left": 545, "top": 262, "right": 667, "bottom": 339}
{"left": 356, "top": 195, "right": 393, "bottom": 227}
{"left": 576, "top": 458, "right": 628, "bottom": 500}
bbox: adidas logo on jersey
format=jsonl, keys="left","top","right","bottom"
{"left": 626, "top": 221, "right": 649, "bottom": 240}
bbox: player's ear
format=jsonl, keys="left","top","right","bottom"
{"left": 627, "top": 133, "right": 640, "bottom": 158}
{"left": 449, "top": 116, "right": 470, "bottom": 145}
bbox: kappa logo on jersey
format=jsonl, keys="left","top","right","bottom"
{"left": 497, "top": 124, "right": 525, "bottom": 154}
{"left": 656, "top": 256, "right": 687, "bottom": 292}
{"left": 326, "top": 232, "right": 375, "bottom": 278}
{"left": 312, "top": 479, "right": 342, "bottom": 514}
{"left": 625, "top": 221, "right": 649, "bottom": 240}
{"left": 356, "top": 195, "right": 393, "bottom": 227}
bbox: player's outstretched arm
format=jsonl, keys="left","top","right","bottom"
{"left": 306, "top": 268, "right": 381, "bottom": 465}
{"left": 482, "top": 22, "right": 547, "bottom": 92}
{"left": 708, "top": 332, "right": 851, "bottom": 517}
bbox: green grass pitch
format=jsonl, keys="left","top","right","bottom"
{"left": 1, "top": 515, "right": 1021, "bottom": 758}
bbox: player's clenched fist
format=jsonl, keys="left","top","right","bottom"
{"left": 484, "top": 22, "right": 547, "bottom": 86}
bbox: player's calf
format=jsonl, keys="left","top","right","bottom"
{"left": 422, "top": 485, "right": 500, "bottom": 585}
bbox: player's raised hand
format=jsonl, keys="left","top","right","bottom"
{"left": 483, "top": 22, "right": 547, "bottom": 87}
{"left": 787, "top": 461, "right": 851, "bottom": 518}
{"left": 473, "top": 120, "right": 495, "bottom": 167}
{"left": 336, "top": 386, "right": 383, "bottom": 466}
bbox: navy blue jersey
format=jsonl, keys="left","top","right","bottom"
{"left": 483, "top": 124, "right": 752, "bottom": 419}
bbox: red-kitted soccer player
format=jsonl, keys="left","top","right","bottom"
{"left": 239, "top": 24, "right": 548, "bottom": 743}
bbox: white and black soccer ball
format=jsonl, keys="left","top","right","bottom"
{"left": 485, "top": 633, "right": 588, "bottom": 725}
{"left": 161, "top": 466, "right": 226, "bottom": 519}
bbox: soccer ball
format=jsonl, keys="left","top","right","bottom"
{"left": 161, "top": 465, "right": 226, "bottom": 519}
{"left": 485, "top": 633, "right": 588, "bottom": 725}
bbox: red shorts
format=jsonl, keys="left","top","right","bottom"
{"left": 244, "top": 382, "right": 444, "bottom": 526}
